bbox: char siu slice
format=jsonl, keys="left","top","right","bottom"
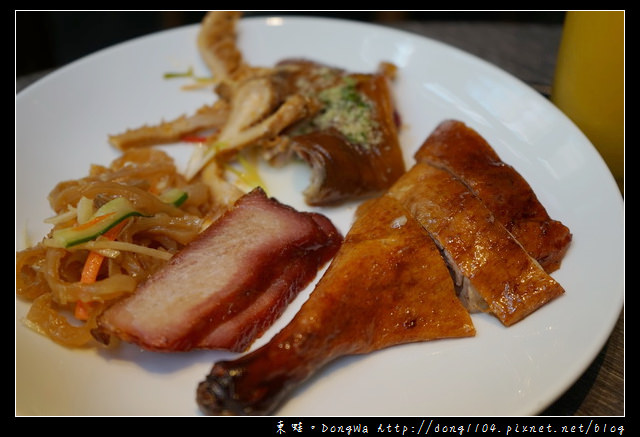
{"left": 96, "top": 187, "right": 342, "bottom": 352}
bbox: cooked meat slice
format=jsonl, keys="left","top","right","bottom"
{"left": 197, "top": 194, "right": 475, "bottom": 415}
{"left": 414, "top": 119, "right": 572, "bottom": 272}
{"left": 388, "top": 162, "right": 565, "bottom": 326}
{"left": 95, "top": 187, "right": 341, "bottom": 352}
{"left": 196, "top": 254, "right": 320, "bottom": 352}
{"left": 290, "top": 68, "right": 405, "bottom": 205}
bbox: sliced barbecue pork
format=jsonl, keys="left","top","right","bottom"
{"left": 95, "top": 187, "right": 342, "bottom": 352}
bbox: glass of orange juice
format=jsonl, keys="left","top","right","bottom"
{"left": 551, "top": 11, "right": 624, "bottom": 194}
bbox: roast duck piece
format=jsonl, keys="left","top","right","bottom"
{"left": 95, "top": 187, "right": 342, "bottom": 352}
{"left": 414, "top": 119, "right": 572, "bottom": 273}
{"left": 389, "top": 120, "right": 570, "bottom": 325}
{"left": 196, "top": 120, "right": 570, "bottom": 415}
{"left": 197, "top": 193, "right": 476, "bottom": 415}
{"left": 280, "top": 59, "right": 406, "bottom": 205}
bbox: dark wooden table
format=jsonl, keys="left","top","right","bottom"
{"left": 15, "top": 19, "right": 624, "bottom": 417}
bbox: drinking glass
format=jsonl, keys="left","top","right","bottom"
{"left": 551, "top": 11, "right": 624, "bottom": 194}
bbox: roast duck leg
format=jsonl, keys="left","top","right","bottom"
{"left": 197, "top": 194, "right": 475, "bottom": 415}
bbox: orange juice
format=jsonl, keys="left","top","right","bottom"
{"left": 551, "top": 11, "right": 624, "bottom": 193}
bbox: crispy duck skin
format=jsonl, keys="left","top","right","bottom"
{"left": 96, "top": 187, "right": 342, "bottom": 352}
{"left": 388, "top": 163, "right": 565, "bottom": 326}
{"left": 197, "top": 195, "right": 475, "bottom": 415}
{"left": 414, "top": 119, "right": 572, "bottom": 272}
{"left": 292, "top": 128, "right": 396, "bottom": 205}
{"left": 289, "top": 64, "right": 406, "bottom": 206}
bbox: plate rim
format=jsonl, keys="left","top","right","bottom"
{"left": 15, "top": 14, "right": 624, "bottom": 417}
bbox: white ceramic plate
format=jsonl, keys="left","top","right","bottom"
{"left": 16, "top": 16, "right": 623, "bottom": 416}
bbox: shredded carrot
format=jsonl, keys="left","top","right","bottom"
{"left": 74, "top": 300, "right": 93, "bottom": 321}
{"left": 76, "top": 219, "right": 130, "bottom": 320}
{"left": 102, "top": 217, "right": 130, "bottom": 240}
{"left": 79, "top": 219, "right": 129, "bottom": 283}
{"left": 72, "top": 211, "right": 116, "bottom": 232}
{"left": 80, "top": 251, "right": 105, "bottom": 284}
